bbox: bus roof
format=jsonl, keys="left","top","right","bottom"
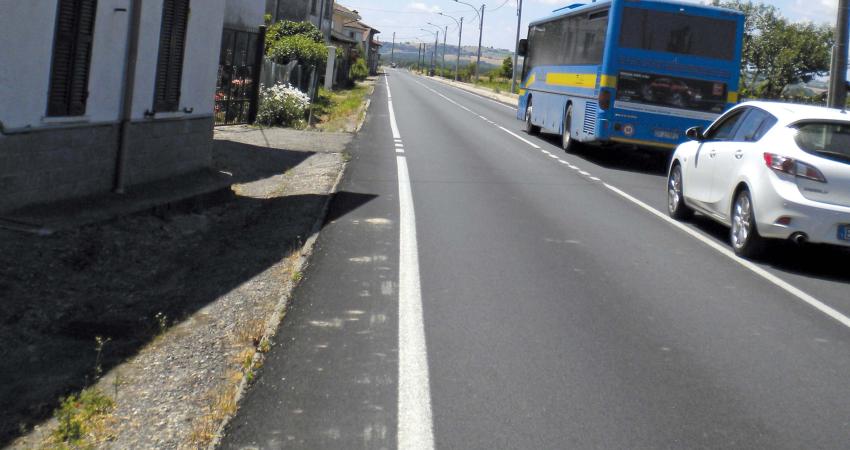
{"left": 529, "top": 0, "right": 743, "bottom": 27}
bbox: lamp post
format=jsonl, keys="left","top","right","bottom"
{"left": 829, "top": 0, "right": 850, "bottom": 108}
{"left": 421, "top": 28, "right": 439, "bottom": 75}
{"left": 511, "top": 0, "right": 524, "bottom": 93}
{"left": 427, "top": 22, "right": 447, "bottom": 74}
{"left": 439, "top": 12, "right": 463, "bottom": 81}
{"left": 454, "top": 0, "right": 485, "bottom": 82}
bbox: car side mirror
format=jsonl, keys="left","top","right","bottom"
{"left": 686, "top": 126, "right": 705, "bottom": 142}
{"left": 517, "top": 39, "right": 528, "bottom": 57}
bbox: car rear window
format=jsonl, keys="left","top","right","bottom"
{"left": 794, "top": 122, "right": 850, "bottom": 164}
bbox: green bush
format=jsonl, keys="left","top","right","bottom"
{"left": 265, "top": 21, "right": 327, "bottom": 66}
{"left": 257, "top": 83, "right": 311, "bottom": 127}
{"left": 350, "top": 58, "right": 368, "bottom": 81}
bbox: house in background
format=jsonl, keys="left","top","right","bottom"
{"left": 342, "top": 19, "right": 381, "bottom": 75}
{"left": 266, "top": 0, "right": 334, "bottom": 40}
{"left": 330, "top": 4, "right": 362, "bottom": 87}
{"left": 0, "top": 0, "right": 226, "bottom": 213}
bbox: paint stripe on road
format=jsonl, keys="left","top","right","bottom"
{"left": 387, "top": 75, "right": 435, "bottom": 450}
{"left": 602, "top": 182, "right": 850, "bottom": 331}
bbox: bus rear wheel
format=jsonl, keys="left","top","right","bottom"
{"left": 525, "top": 101, "right": 540, "bottom": 135}
{"left": 562, "top": 104, "right": 579, "bottom": 152}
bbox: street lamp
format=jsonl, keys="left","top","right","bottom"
{"left": 438, "top": 12, "right": 463, "bottom": 82}
{"left": 454, "top": 0, "right": 485, "bottom": 82}
{"left": 511, "top": 0, "right": 524, "bottom": 94}
{"left": 421, "top": 28, "right": 439, "bottom": 75}
{"left": 427, "top": 22, "right": 447, "bottom": 75}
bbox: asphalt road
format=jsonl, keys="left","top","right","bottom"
{"left": 221, "top": 69, "right": 850, "bottom": 449}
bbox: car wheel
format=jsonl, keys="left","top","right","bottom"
{"left": 525, "top": 101, "right": 540, "bottom": 135}
{"left": 667, "top": 163, "right": 693, "bottom": 220}
{"left": 730, "top": 189, "right": 765, "bottom": 258}
{"left": 562, "top": 104, "right": 578, "bottom": 152}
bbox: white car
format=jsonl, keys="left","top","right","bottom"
{"left": 667, "top": 101, "right": 850, "bottom": 257}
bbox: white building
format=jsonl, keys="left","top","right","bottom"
{"left": 0, "top": 0, "right": 227, "bottom": 212}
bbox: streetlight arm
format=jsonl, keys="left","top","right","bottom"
{"left": 453, "top": 0, "right": 481, "bottom": 23}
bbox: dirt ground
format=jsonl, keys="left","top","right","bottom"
{"left": 1, "top": 127, "right": 351, "bottom": 448}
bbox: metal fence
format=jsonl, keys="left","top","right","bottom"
{"left": 215, "top": 27, "right": 264, "bottom": 126}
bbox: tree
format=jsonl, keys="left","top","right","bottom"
{"left": 715, "top": 1, "right": 833, "bottom": 99}
{"left": 501, "top": 56, "right": 513, "bottom": 79}
{"left": 265, "top": 21, "right": 328, "bottom": 66}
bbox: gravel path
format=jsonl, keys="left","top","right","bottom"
{"left": 4, "top": 127, "right": 349, "bottom": 449}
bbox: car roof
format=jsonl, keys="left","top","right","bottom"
{"left": 738, "top": 101, "right": 850, "bottom": 126}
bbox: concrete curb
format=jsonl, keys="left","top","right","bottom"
{"left": 206, "top": 86, "right": 375, "bottom": 449}
{"left": 207, "top": 160, "right": 347, "bottom": 450}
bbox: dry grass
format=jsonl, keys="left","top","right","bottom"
{"left": 186, "top": 382, "right": 239, "bottom": 449}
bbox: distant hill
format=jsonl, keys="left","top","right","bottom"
{"left": 378, "top": 41, "right": 516, "bottom": 71}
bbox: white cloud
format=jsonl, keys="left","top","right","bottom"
{"left": 408, "top": 2, "right": 442, "bottom": 13}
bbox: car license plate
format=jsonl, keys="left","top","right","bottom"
{"left": 839, "top": 224, "right": 850, "bottom": 241}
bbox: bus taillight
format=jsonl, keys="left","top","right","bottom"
{"left": 598, "top": 90, "right": 612, "bottom": 110}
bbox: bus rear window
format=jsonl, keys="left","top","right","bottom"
{"left": 619, "top": 7, "right": 737, "bottom": 60}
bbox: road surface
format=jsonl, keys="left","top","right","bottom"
{"left": 220, "top": 69, "right": 850, "bottom": 449}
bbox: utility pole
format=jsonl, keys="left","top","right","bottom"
{"left": 455, "top": 1, "right": 485, "bottom": 82}
{"left": 511, "top": 0, "right": 523, "bottom": 93}
{"left": 476, "top": 4, "right": 485, "bottom": 82}
{"left": 457, "top": 17, "right": 463, "bottom": 81}
{"left": 829, "top": 0, "right": 850, "bottom": 108}
{"left": 442, "top": 26, "right": 448, "bottom": 73}
{"left": 438, "top": 12, "right": 463, "bottom": 81}
{"left": 391, "top": 32, "right": 396, "bottom": 65}
{"left": 433, "top": 30, "right": 439, "bottom": 75}
{"left": 417, "top": 43, "right": 422, "bottom": 71}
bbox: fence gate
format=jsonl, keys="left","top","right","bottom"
{"left": 215, "top": 28, "right": 263, "bottom": 126}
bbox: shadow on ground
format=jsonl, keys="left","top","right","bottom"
{"left": 0, "top": 140, "right": 372, "bottom": 446}
{"left": 687, "top": 215, "right": 850, "bottom": 284}
{"left": 537, "top": 134, "right": 671, "bottom": 176}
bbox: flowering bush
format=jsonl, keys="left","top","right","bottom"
{"left": 257, "top": 83, "right": 310, "bottom": 127}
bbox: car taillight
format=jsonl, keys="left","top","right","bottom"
{"left": 598, "top": 90, "right": 611, "bottom": 110}
{"left": 763, "top": 152, "right": 827, "bottom": 183}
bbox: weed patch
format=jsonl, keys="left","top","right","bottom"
{"left": 50, "top": 389, "right": 115, "bottom": 448}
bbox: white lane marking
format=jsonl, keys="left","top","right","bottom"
{"left": 558, "top": 160, "right": 569, "bottom": 165}
{"left": 418, "top": 74, "right": 518, "bottom": 111}
{"left": 388, "top": 75, "right": 435, "bottom": 450}
{"left": 602, "top": 182, "right": 850, "bottom": 330}
{"left": 395, "top": 143, "right": 404, "bottom": 147}
{"left": 396, "top": 155, "right": 435, "bottom": 450}
{"left": 389, "top": 101, "right": 401, "bottom": 140}
{"left": 410, "top": 77, "right": 541, "bottom": 151}
{"left": 409, "top": 73, "right": 850, "bottom": 332}
{"left": 548, "top": 154, "right": 559, "bottom": 159}
{"left": 396, "top": 149, "right": 405, "bottom": 153}
{"left": 497, "top": 126, "right": 541, "bottom": 149}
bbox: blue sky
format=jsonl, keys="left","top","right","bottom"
{"left": 339, "top": 0, "right": 838, "bottom": 50}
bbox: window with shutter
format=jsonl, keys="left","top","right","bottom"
{"left": 47, "top": 0, "right": 98, "bottom": 117}
{"left": 154, "top": 0, "right": 190, "bottom": 112}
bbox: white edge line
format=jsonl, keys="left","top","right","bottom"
{"left": 396, "top": 155, "right": 436, "bottom": 450}
{"left": 602, "top": 182, "right": 850, "bottom": 330}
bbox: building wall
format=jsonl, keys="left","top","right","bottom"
{"left": 267, "top": 0, "right": 332, "bottom": 38}
{"left": 225, "top": 0, "right": 265, "bottom": 30}
{"left": 0, "top": 0, "right": 226, "bottom": 212}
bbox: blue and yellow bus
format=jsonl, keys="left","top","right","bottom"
{"left": 517, "top": 0, "right": 745, "bottom": 151}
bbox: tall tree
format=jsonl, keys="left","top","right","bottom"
{"left": 501, "top": 56, "right": 513, "bottom": 79}
{"left": 715, "top": 1, "right": 833, "bottom": 98}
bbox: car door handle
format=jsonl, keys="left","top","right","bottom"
{"left": 709, "top": 150, "right": 716, "bottom": 158}
{"left": 734, "top": 150, "right": 744, "bottom": 159}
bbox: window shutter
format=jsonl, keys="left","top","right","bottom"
{"left": 154, "top": 0, "right": 190, "bottom": 112}
{"left": 48, "top": 0, "right": 97, "bottom": 117}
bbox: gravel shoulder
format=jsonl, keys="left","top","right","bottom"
{"left": 4, "top": 126, "right": 351, "bottom": 449}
